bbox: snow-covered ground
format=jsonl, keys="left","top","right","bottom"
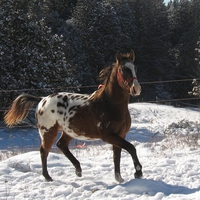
{"left": 0, "top": 103, "right": 200, "bottom": 200}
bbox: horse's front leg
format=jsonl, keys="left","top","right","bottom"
{"left": 56, "top": 132, "right": 82, "bottom": 177}
{"left": 104, "top": 134, "right": 142, "bottom": 182}
{"left": 113, "top": 146, "right": 124, "bottom": 183}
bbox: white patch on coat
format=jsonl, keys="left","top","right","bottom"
{"left": 36, "top": 92, "right": 92, "bottom": 140}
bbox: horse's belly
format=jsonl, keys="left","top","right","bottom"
{"left": 63, "top": 114, "right": 100, "bottom": 141}
{"left": 63, "top": 127, "right": 100, "bottom": 141}
{"left": 63, "top": 103, "right": 100, "bottom": 141}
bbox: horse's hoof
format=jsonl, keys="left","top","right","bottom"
{"left": 115, "top": 173, "right": 125, "bottom": 183}
{"left": 134, "top": 170, "right": 143, "bottom": 179}
{"left": 45, "top": 177, "right": 53, "bottom": 182}
{"left": 75, "top": 170, "right": 82, "bottom": 177}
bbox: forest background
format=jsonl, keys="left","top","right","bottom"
{"left": 0, "top": 0, "right": 200, "bottom": 119}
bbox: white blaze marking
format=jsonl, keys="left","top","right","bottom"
{"left": 125, "top": 62, "right": 141, "bottom": 95}
{"left": 125, "top": 62, "right": 136, "bottom": 78}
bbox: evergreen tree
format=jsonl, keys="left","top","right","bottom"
{"left": 128, "top": 0, "right": 172, "bottom": 101}
{"left": 0, "top": 0, "right": 79, "bottom": 112}
{"left": 1, "top": 0, "right": 200, "bottom": 113}
{"left": 168, "top": 0, "right": 200, "bottom": 99}
{"left": 72, "top": 0, "right": 122, "bottom": 84}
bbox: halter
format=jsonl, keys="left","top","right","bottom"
{"left": 117, "top": 69, "right": 137, "bottom": 89}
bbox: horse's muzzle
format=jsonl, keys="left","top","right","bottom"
{"left": 130, "top": 81, "right": 141, "bottom": 96}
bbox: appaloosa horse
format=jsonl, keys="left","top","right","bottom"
{"left": 4, "top": 50, "right": 142, "bottom": 183}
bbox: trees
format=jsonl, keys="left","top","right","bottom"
{"left": 167, "top": 0, "right": 200, "bottom": 99}
{"left": 1, "top": 0, "right": 199, "bottom": 115}
{"left": 189, "top": 35, "right": 200, "bottom": 97}
{"left": 127, "top": 0, "right": 173, "bottom": 101}
{"left": 72, "top": 0, "right": 139, "bottom": 87}
{"left": 0, "top": 0, "right": 79, "bottom": 111}
{"left": 71, "top": 0, "right": 172, "bottom": 100}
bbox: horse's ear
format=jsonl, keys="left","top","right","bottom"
{"left": 129, "top": 50, "right": 135, "bottom": 62}
{"left": 116, "top": 51, "right": 122, "bottom": 63}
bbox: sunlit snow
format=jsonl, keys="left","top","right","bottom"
{"left": 0, "top": 103, "right": 200, "bottom": 199}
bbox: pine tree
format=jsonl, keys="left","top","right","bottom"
{"left": 128, "top": 0, "right": 172, "bottom": 100}
{"left": 168, "top": 0, "right": 200, "bottom": 99}
{"left": 0, "top": 0, "right": 79, "bottom": 113}
{"left": 72, "top": 0, "right": 122, "bottom": 82}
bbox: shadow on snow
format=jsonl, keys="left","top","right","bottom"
{"left": 108, "top": 178, "right": 200, "bottom": 196}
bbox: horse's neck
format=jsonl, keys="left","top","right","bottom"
{"left": 90, "top": 66, "right": 130, "bottom": 106}
{"left": 104, "top": 68, "right": 130, "bottom": 106}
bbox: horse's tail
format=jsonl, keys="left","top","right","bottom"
{"left": 4, "top": 94, "right": 42, "bottom": 127}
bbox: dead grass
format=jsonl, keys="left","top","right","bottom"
{"left": 160, "top": 120, "right": 199, "bottom": 150}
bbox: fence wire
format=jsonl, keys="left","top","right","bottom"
{"left": 0, "top": 78, "right": 199, "bottom": 93}
{"left": 0, "top": 77, "right": 199, "bottom": 129}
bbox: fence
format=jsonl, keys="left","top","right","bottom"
{"left": 0, "top": 77, "right": 199, "bottom": 128}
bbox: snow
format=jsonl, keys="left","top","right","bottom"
{"left": 0, "top": 103, "right": 200, "bottom": 200}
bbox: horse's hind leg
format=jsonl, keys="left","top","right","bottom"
{"left": 56, "top": 132, "right": 82, "bottom": 177}
{"left": 113, "top": 146, "right": 124, "bottom": 183}
{"left": 39, "top": 123, "right": 60, "bottom": 181}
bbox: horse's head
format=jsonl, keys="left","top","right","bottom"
{"left": 116, "top": 50, "right": 141, "bottom": 96}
